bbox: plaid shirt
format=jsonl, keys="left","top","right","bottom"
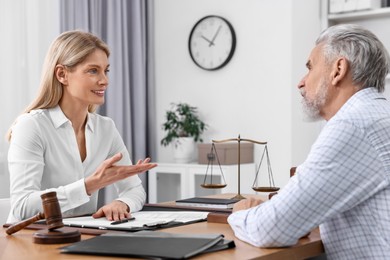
{"left": 228, "top": 87, "right": 390, "bottom": 260}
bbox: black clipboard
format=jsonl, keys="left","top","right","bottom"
{"left": 60, "top": 231, "right": 234, "bottom": 259}
{"left": 4, "top": 203, "right": 227, "bottom": 234}
{"left": 61, "top": 209, "right": 209, "bottom": 232}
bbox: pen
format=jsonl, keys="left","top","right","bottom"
{"left": 110, "top": 217, "right": 136, "bottom": 225}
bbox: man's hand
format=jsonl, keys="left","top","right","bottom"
{"left": 232, "top": 197, "right": 263, "bottom": 212}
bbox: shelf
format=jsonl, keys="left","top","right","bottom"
{"left": 328, "top": 7, "right": 390, "bottom": 22}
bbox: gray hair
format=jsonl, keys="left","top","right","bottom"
{"left": 316, "top": 24, "right": 390, "bottom": 92}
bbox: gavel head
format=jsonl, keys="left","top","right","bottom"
{"left": 41, "top": 191, "right": 64, "bottom": 230}
{"left": 5, "top": 191, "right": 64, "bottom": 236}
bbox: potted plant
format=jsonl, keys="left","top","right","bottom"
{"left": 161, "top": 103, "right": 207, "bottom": 163}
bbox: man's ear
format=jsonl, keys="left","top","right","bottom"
{"left": 55, "top": 65, "right": 68, "bottom": 85}
{"left": 330, "top": 57, "right": 348, "bottom": 86}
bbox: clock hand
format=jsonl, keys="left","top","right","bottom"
{"left": 209, "top": 25, "right": 222, "bottom": 47}
{"left": 201, "top": 35, "right": 214, "bottom": 46}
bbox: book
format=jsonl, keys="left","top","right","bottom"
{"left": 60, "top": 231, "right": 234, "bottom": 259}
{"left": 62, "top": 211, "right": 209, "bottom": 232}
{"left": 175, "top": 197, "right": 240, "bottom": 209}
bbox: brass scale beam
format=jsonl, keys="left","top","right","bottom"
{"left": 204, "top": 135, "right": 279, "bottom": 200}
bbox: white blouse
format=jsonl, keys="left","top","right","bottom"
{"left": 7, "top": 105, "right": 145, "bottom": 222}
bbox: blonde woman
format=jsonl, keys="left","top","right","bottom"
{"left": 7, "top": 30, "right": 156, "bottom": 223}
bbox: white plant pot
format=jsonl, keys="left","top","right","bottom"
{"left": 173, "top": 137, "right": 195, "bottom": 163}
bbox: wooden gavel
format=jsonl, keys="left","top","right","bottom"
{"left": 6, "top": 191, "right": 64, "bottom": 235}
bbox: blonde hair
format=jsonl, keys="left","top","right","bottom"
{"left": 7, "top": 30, "right": 110, "bottom": 141}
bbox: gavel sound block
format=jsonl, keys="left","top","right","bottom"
{"left": 6, "top": 191, "right": 81, "bottom": 244}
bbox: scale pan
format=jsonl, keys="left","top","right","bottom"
{"left": 252, "top": 186, "right": 280, "bottom": 192}
{"left": 200, "top": 183, "right": 227, "bottom": 189}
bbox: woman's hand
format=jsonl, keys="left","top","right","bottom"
{"left": 85, "top": 153, "right": 157, "bottom": 195}
{"left": 92, "top": 200, "right": 130, "bottom": 221}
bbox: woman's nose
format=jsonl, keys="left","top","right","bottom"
{"left": 99, "top": 73, "right": 108, "bottom": 86}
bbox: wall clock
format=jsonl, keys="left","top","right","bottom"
{"left": 188, "top": 15, "right": 236, "bottom": 71}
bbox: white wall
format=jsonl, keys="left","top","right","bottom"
{"left": 291, "top": 1, "right": 324, "bottom": 166}
{"left": 154, "top": 0, "right": 322, "bottom": 188}
{"left": 0, "top": 0, "right": 60, "bottom": 198}
{"left": 0, "top": 0, "right": 323, "bottom": 198}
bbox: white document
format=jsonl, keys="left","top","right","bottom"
{"left": 63, "top": 211, "right": 209, "bottom": 230}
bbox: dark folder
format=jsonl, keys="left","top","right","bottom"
{"left": 175, "top": 197, "right": 240, "bottom": 209}
{"left": 60, "top": 231, "right": 234, "bottom": 259}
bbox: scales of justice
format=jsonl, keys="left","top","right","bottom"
{"left": 201, "top": 135, "right": 279, "bottom": 200}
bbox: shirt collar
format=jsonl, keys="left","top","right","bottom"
{"left": 335, "top": 87, "right": 384, "bottom": 117}
{"left": 48, "top": 105, "right": 69, "bottom": 128}
{"left": 344, "top": 87, "right": 384, "bottom": 106}
{"left": 48, "top": 105, "right": 94, "bottom": 132}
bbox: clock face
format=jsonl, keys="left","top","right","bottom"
{"left": 188, "top": 15, "right": 236, "bottom": 71}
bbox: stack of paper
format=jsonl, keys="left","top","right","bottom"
{"left": 62, "top": 211, "right": 209, "bottom": 231}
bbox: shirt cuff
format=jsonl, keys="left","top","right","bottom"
{"left": 63, "top": 179, "right": 90, "bottom": 211}
{"left": 116, "top": 198, "right": 138, "bottom": 213}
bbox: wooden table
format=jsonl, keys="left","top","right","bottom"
{"left": 1, "top": 194, "right": 324, "bottom": 259}
{"left": 1, "top": 225, "right": 323, "bottom": 259}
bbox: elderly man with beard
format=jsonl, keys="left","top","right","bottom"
{"left": 228, "top": 24, "right": 390, "bottom": 260}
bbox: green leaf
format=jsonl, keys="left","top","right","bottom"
{"left": 160, "top": 102, "right": 208, "bottom": 147}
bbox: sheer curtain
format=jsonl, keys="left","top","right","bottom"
{"left": 0, "top": 0, "right": 60, "bottom": 198}
{"left": 59, "top": 0, "right": 156, "bottom": 204}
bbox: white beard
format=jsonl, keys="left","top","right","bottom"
{"left": 300, "top": 78, "right": 328, "bottom": 121}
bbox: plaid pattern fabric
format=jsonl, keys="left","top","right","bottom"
{"left": 228, "top": 88, "right": 390, "bottom": 260}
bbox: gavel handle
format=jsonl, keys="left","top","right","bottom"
{"left": 6, "top": 212, "right": 45, "bottom": 235}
